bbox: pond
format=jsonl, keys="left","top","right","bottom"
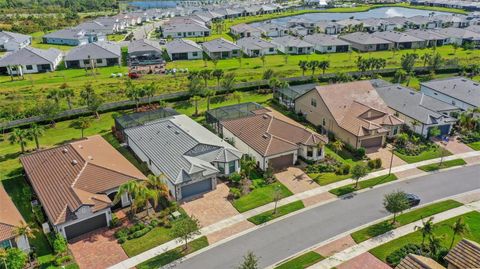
{"left": 250, "top": 7, "right": 452, "bottom": 27}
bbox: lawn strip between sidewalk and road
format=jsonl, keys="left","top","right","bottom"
{"left": 329, "top": 174, "right": 398, "bottom": 196}
{"left": 275, "top": 251, "right": 324, "bottom": 269}
{"left": 417, "top": 159, "right": 466, "bottom": 172}
{"left": 248, "top": 201, "right": 305, "bottom": 225}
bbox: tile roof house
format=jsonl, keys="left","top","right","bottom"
{"left": 165, "top": 39, "right": 203, "bottom": 60}
{"left": 127, "top": 39, "right": 164, "bottom": 65}
{"left": 374, "top": 83, "right": 458, "bottom": 137}
{"left": 230, "top": 23, "right": 262, "bottom": 38}
{"left": 20, "top": 135, "right": 146, "bottom": 240}
{"left": 74, "top": 20, "right": 119, "bottom": 35}
{"left": 236, "top": 37, "right": 277, "bottom": 57}
{"left": 0, "top": 184, "right": 30, "bottom": 252}
{"left": 0, "top": 31, "right": 31, "bottom": 51}
{"left": 295, "top": 81, "right": 403, "bottom": 149}
{"left": 64, "top": 41, "right": 121, "bottom": 69}
{"left": 42, "top": 28, "right": 106, "bottom": 46}
{"left": 270, "top": 36, "right": 314, "bottom": 54}
{"left": 420, "top": 77, "right": 480, "bottom": 111}
{"left": 124, "top": 114, "right": 242, "bottom": 200}
{"left": 221, "top": 110, "right": 327, "bottom": 171}
{"left": 445, "top": 239, "right": 480, "bottom": 269}
{"left": 0, "top": 46, "right": 62, "bottom": 75}
{"left": 202, "top": 38, "right": 241, "bottom": 59}
{"left": 372, "top": 31, "right": 426, "bottom": 49}
{"left": 313, "top": 20, "right": 343, "bottom": 35}
{"left": 303, "top": 33, "right": 350, "bottom": 53}
{"left": 395, "top": 254, "right": 445, "bottom": 269}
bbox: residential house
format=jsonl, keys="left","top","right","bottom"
{"left": 405, "top": 29, "right": 448, "bottom": 47}
{"left": 372, "top": 31, "right": 426, "bottom": 49}
{"left": 255, "top": 22, "right": 289, "bottom": 37}
{"left": 290, "top": 25, "right": 311, "bottom": 37}
{"left": 124, "top": 114, "right": 242, "bottom": 200}
{"left": 445, "top": 239, "right": 480, "bottom": 269}
{"left": 94, "top": 17, "right": 128, "bottom": 32}
{"left": 287, "top": 18, "right": 316, "bottom": 29}
{"left": 432, "top": 27, "right": 480, "bottom": 46}
{"left": 0, "top": 184, "right": 30, "bottom": 252}
{"left": 236, "top": 37, "right": 277, "bottom": 57}
{"left": 303, "top": 33, "right": 350, "bottom": 53}
{"left": 20, "top": 135, "right": 147, "bottom": 240}
{"left": 314, "top": 20, "right": 343, "bottom": 35}
{"left": 161, "top": 18, "right": 211, "bottom": 38}
{"left": 0, "top": 46, "right": 62, "bottom": 75}
{"left": 434, "top": 14, "right": 470, "bottom": 28}
{"left": 406, "top": 15, "right": 441, "bottom": 29}
{"left": 465, "top": 24, "right": 480, "bottom": 34}
{"left": 74, "top": 20, "right": 119, "bottom": 35}
{"left": 43, "top": 28, "right": 106, "bottom": 46}
{"left": 420, "top": 77, "right": 480, "bottom": 111}
{"left": 295, "top": 81, "right": 403, "bottom": 149}
{"left": 165, "top": 39, "right": 203, "bottom": 60}
{"left": 271, "top": 36, "right": 314, "bottom": 54}
{"left": 339, "top": 32, "right": 393, "bottom": 52}
{"left": 274, "top": 83, "right": 317, "bottom": 108}
{"left": 395, "top": 254, "right": 445, "bottom": 269}
{"left": 384, "top": 16, "right": 412, "bottom": 30}
{"left": 375, "top": 83, "right": 458, "bottom": 137}
{"left": 221, "top": 111, "right": 328, "bottom": 171}
{"left": 65, "top": 41, "right": 121, "bottom": 69}
{"left": 230, "top": 23, "right": 262, "bottom": 38}
{"left": 0, "top": 31, "right": 31, "bottom": 51}
{"left": 202, "top": 38, "right": 241, "bottom": 59}
{"left": 213, "top": 8, "right": 243, "bottom": 19}
{"left": 360, "top": 18, "right": 397, "bottom": 32}
{"left": 336, "top": 18, "right": 364, "bottom": 32}
{"left": 128, "top": 39, "right": 164, "bottom": 65}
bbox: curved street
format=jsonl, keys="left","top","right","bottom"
{"left": 171, "top": 165, "right": 480, "bottom": 269}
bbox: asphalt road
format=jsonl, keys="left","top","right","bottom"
{"left": 170, "top": 165, "right": 480, "bottom": 269}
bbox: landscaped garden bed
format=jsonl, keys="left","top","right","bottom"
{"left": 393, "top": 132, "right": 451, "bottom": 163}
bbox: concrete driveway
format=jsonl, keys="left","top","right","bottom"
{"left": 181, "top": 183, "right": 239, "bottom": 227}
{"left": 367, "top": 146, "right": 406, "bottom": 169}
{"left": 435, "top": 136, "right": 473, "bottom": 155}
{"left": 275, "top": 167, "right": 319, "bottom": 194}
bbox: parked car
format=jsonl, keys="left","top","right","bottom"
{"left": 406, "top": 193, "right": 421, "bottom": 207}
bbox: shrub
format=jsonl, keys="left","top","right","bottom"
{"left": 109, "top": 214, "right": 120, "bottom": 228}
{"left": 368, "top": 159, "right": 376, "bottom": 170}
{"left": 54, "top": 255, "right": 73, "bottom": 266}
{"left": 356, "top": 147, "right": 366, "bottom": 158}
{"left": 229, "top": 172, "right": 242, "bottom": 184}
{"left": 386, "top": 243, "right": 423, "bottom": 266}
{"left": 117, "top": 237, "right": 126, "bottom": 244}
{"left": 374, "top": 158, "right": 382, "bottom": 169}
{"left": 114, "top": 228, "right": 129, "bottom": 239}
{"left": 340, "top": 164, "right": 350, "bottom": 175}
{"left": 229, "top": 187, "right": 241, "bottom": 199}
{"left": 52, "top": 233, "right": 68, "bottom": 256}
{"left": 32, "top": 204, "right": 45, "bottom": 224}
{"left": 128, "top": 222, "right": 145, "bottom": 234}
{"left": 150, "top": 219, "right": 159, "bottom": 227}
{"left": 164, "top": 219, "right": 172, "bottom": 228}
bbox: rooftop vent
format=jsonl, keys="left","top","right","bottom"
{"left": 62, "top": 148, "right": 68, "bottom": 153}
{"left": 167, "top": 125, "right": 172, "bottom": 128}
{"left": 262, "top": 114, "right": 269, "bottom": 119}
{"left": 262, "top": 134, "right": 268, "bottom": 139}
{"left": 71, "top": 160, "right": 78, "bottom": 165}
{"left": 88, "top": 156, "right": 93, "bottom": 160}
{"left": 174, "top": 131, "right": 180, "bottom": 135}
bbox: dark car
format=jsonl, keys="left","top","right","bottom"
{"left": 406, "top": 193, "right": 421, "bottom": 207}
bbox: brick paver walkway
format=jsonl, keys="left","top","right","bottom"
{"left": 314, "top": 235, "right": 356, "bottom": 257}
{"left": 275, "top": 167, "right": 319, "bottom": 194}
{"left": 302, "top": 192, "right": 336, "bottom": 207}
{"left": 435, "top": 136, "right": 473, "bottom": 155}
{"left": 207, "top": 220, "right": 255, "bottom": 245}
{"left": 337, "top": 252, "right": 390, "bottom": 269}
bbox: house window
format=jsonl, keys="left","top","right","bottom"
{"left": 96, "top": 59, "right": 102, "bottom": 64}
{"left": 192, "top": 52, "right": 198, "bottom": 56}
{"left": 228, "top": 161, "right": 236, "bottom": 174}
{"left": 218, "top": 162, "right": 225, "bottom": 174}
{"left": 25, "top": 65, "right": 33, "bottom": 70}
{"left": 269, "top": 47, "right": 274, "bottom": 52}
{"left": 452, "top": 100, "right": 456, "bottom": 106}
{"left": 393, "top": 127, "right": 398, "bottom": 135}
{"left": 307, "top": 148, "right": 313, "bottom": 157}
{"left": 322, "top": 118, "right": 326, "bottom": 126}
{"left": 311, "top": 98, "right": 317, "bottom": 107}
{"left": 288, "top": 47, "right": 293, "bottom": 51}
{"left": 0, "top": 239, "right": 11, "bottom": 249}
{"left": 83, "top": 59, "right": 90, "bottom": 65}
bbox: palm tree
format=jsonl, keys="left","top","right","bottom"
{"left": 260, "top": 54, "right": 266, "bottom": 68}
{"left": 414, "top": 217, "right": 435, "bottom": 250}
{"left": 240, "top": 156, "right": 256, "bottom": 180}
{"left": 421, "top": 53, "right": 432, "bottom": 67}
{"left": 14, "top": 220, "right": 38, "bottom": 240}
{"left": 331, "top": 140, "right": 344, "bottom": 153}
{"left": 298, "top": 60, "right": 308, "bottom": 76}
{"left": 190, "top": 95, "right": 202, "bottom": 116}
{"left": 0, "top": 248, "right": 7, "bottom": 269}
{"left": 143, "top": 83, "right": 157, "bottom": 105}
{"left": 394, "top": 69, "right": 407, "bottom": 83}
{"left": 59, "top": 87, "right": 75, "bottom": 110}
{"left": 318, "top": 60, "right": 330, "bottom": 75}
{"left": 145, "top": 174, "right": 170, "bottom": 210}
{"left": 307, "top": 60, "right": 319, "bottom": 76}
{"left": 268, "top": 77, "right": 289, "bottom": 95}
{"left": 71, "top": 117, "right": 92, "bottom": 138}
{"left": 205, "top": 90, "right": 215, "bottom": 111}
{"left": 8, "top": 128, "right": 29, "bottom": 153}
{"left": 231, "top": 91, "right": 242, "bottom": 104}
{"left": 28, "top": 123, "right": 45, "bottom": 150}
{"left": 126, "top": 82, "right": 145, "bottom": 111}
{"left": 212, "top": 69, "right": 224, "bottom": 90}
{"left": 46, "top": 89, "right": 61, "bottom": 105}
{"left": 428, "top": 234, "right": 444, "bottom": 257}
{"left": 115, "top": 180, "right": 142, "bottom": 216}
{"left": 449, "top": 217, "right": 469, "bottom": 249}
{"left": 199, "top": 69, "right": 212, "bottom": 88}
{"left": 221, "top": 73, "right": 236, "bottom": 92}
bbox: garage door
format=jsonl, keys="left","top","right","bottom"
{"left": 428, "top": 125, "right": 450, "bottom": 137}
{"left": 360, "top": 137, "right": 383, "bottom": 148}
{"left": 269, "top": 154, "right": 294, "bottom": 171}
{"left": 181, "top": 179, "right": 212, "bottom": 199}
{"left": 64, "top": 213, "right": 108, "bottom": 240}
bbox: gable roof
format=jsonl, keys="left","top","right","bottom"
{"left": 405, "top": 29, "right": 448, "bottom": 41}
{"left": 445, "top": 239, "right": 480, "bottom": 269}
{"left": 0, "top": 46, "right": 62, "bottom": 67}
{"left": 0, "top": 31, "right": 31, "bottom": 45}
{"left": 65, "top": 41, "right": 120, "bottom": 61}
{"left": 395, "top": 254, "right": 445, "bottom": 269}
{"left": 230, "top": 23, "right": 262, "bottom": 34}
{"left": 0, "top": 184, "right": 25, "bottom": 241}
{"left": 432, "top": 27, "right": 480, "bottom": 40}
{"left": 166, "top": 39, "right": 202, "bottom": 54}
{"left": 20, "top": 135, "right": 146, "bottom": 225}
{"left": 221, "top": 112, "right": 327, "bottom": 157}
{"left": 303, "top": 33, "right": 350, "bottom": 47}
{"left": 271, "top": 36, "right": 313, "bottom": 48}
{"left": 43, "top": 28, "right": 88, "bottom": 40}
{"left": 421, "top": 76, "right": 480, "bottom": 107}
{"left": 202, "top": 38, "right": 240, "bottom": 53}
{"left": 340, "top": 32, "right": 392, "bottom": 45}
{"left": 128, "top": 39, "right": 162, "bottom": 54}
{"left": 372, "top": 31, "right": 425, "bottom": 43}
{"left": 236, "top": 37, "right": 276, "bottom": 50}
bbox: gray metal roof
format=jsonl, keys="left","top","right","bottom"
{"left": 339, "top": 32, "right": 392, "bottom": 45}
{"left": 162, "top": 20, "right": 209, "bottom": 33}
{"left": 128, "top": 39, "right": 162, "bottom": 54}
{"left": 432, "top": 27, "right": 480, "bottom": 40}
{"left": 165, "top": 39, "right": 202, "bottom": 54}
{"left": 303, "top": 34, "right": 350, "bottom": 47}
{"left": 65, "top": 41, "right": 120, "bottom": 61}
{"left": 124, "top": 115, "right": 242, "bottom": 185}
{"left": 236, "top": 37, "right": 276, "bottom": 50}
{"left": 376, "top": 84, "right": 457, "bottom": 124}
{"left": 230, "top": 23, "right": 262, "bottom": 34}
{"left": 0, "top": 46, "right": 62, "bottom": 66}
{"left": 372, "top": 31, "right": 425, "bottom": 43}
{"left": 405, "top": 29, "right": 448, "bottom": 41}
{"left": 421, "top": 77, "right": 480, "bottom": 107}
{"left": 202, "top": 38, "right": 240, "bottom": 53}
{"left": 271, "top": 36, "right": 313, "bottom": 48}
{"left": 43, "top": 29, "right": 88, "bottom": 40}
{"left": 0, "top": 31, "right": 31, "bottom": 45}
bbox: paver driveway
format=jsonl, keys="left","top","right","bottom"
{"left": 435, "top": 136, "right": 473, "bottom": 155}
{"left": 181, "top": 183, "right": 239, "bottom": 227}
{"left": 337, "top": 252, "right": 391, "bottom": 269}
{"left": 69, "top": 227, "right": 128, "bottom": 269}
{"left": 275, "top": 167, "right": 319, "bottom": 194}
{"left": 367, "top": 146, "right": 406, "bottom": 169}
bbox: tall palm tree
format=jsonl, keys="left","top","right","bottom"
{"left": 240, "top": 156, "right": 256, "bottom": 180}
{"left": 14, "top": 220, "right": 38, "bottom": 240}
{"left": 59, "top": 87, "right": 75, "bottom": 110}
{"left": 115, "top": 180, "right": 142, "bottom": 216}
{"left": 143, "top": 83, "right": 157, "bottom": 105}
{"left": 199, "top": 69, "right": 212, "bottom": 88}
{"left": 428, "top": 234, "right": 444, "bottom": 257}
{"left": 145, "top": 174, "right": 170, "bottom": 209}
{"left": 205, "top": 90, "right": 215, "bottom": 111}
{"left": 414, "top": 217, "right": 435, "bottom": 250}
{"left": 421, "top": 53, "right": 432, "bottom": 67}
{"left": 8, "top": 128, "right": 30, "bottom": 153}
{"left": 28, "top": 124, "right": 45, "bottom": 150}
{"left": 298, "top": 60, "right": 308, "bottom": 76}
{"left": 212, "top": 69, "right": 224, "bottom": 90}
{"left": 190, "top": 95, "right": 202, "bottom": 116}
{"left": 46, "top": 89, "right": 61, "bottom": 105}
{"left": 449, "top": 217, "right": 469, "bottom": 249}
{"left": 307, "top": 60, "right": 319, "bottom": 76}
{"left": 318, "top": 60, "right": 330, "bottom": 75}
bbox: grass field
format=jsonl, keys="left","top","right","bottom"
{"left": 417, "top": 159, "right": 466, "bottom": 172}
{"left": 329, "top": 174, "right": 397, "bottom": 196}
{"left": 275, "top": 251, "right": 324, "bottom": 269}
{"left": 232, "top": 183, "right": 293, "bottom": 213}
{"left": 30, "top": 31, "right": 75, "bottom": 51}
{"left": 468, "top": 141, "right": 480, "bottom": 150}
{"left": 394, "top": 146, "right": 452, "bottom": 163}
{"left": 248, "top": 201, "right": 305, "bottom": 225}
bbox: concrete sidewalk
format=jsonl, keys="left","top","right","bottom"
{"left": 109, "top": 151, "right": 480, "bottom": 269}
{"left": 309, "top": 200, "right": 480, "bottom": 269}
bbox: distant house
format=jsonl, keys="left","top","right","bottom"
{"left": 165, "top": 39, "right": 203, "bottom": 60}
{"left": 65, "top": 42, "right": 121, "bottom": 69}
{"left": 420, "top": 77, "right": 480, "bottom": 111}
{"left": 290, "top": 25, "right": 310, "bottom": 37}
{"left": 274, "top": 83, "right": 317, "bottom": 108}
{"left": 255, "top": 23, "right": 289, "bottom": 37}
{"left": 221, "top": 110, "right": 328, "bottom": 171}
{"left": 339, "top": 32, "right": 393, "bottom": 52}
{"left": 0, "top": 46, "right": 62, "bottom": 75}
{"left": 384, "top": 16, "right": 411, "bottom": 30}
{"left": 213, "top": 8, "right": 243, "bottom": 19}
{"left": 406, "top": 15, "right": 441, "bottom": 29}
{"left": 230, "top": 23, "right": 262, "bottom": 38}
{"left": 395, "top": 254, "right": 445, "bottom": 269}
{"left": 124, "top": 114, "right": 242, "bottom": 200}
{"left": 43, "top": 28, "right": 106, "bottom": 46}
{"left": 432, "top": 27, "right": 480, "bottom": 46}
{"left": 372, "top": 31, "right": 426, "bottom": 49}
{"left": 0, "top": 31, "right": 31, "bottom": 51}
{"left": 0, "top": 184, "right": 30, "bottom": 252}
{"left": 405, "top": 29, "right": 448, "bottom": 47}
{"left": 161, "top": 18, "right": 211, "bottom": 38}
{"left": 295, "top": 81, "right": 403, "bottom": 149}
{"left": 336, "top": 18, "right": 364, "bottom": 31}
{"left": 128, "top": 39, "right": 164, "bottom": 65}
{"left": 236, "top": 37, "right": 277, "bottom": 57}
{"left": 434, "top": 14, "right": 470, "bottom": 28}
{"left": 360, "top": 18, "right": 397, "bottom": 32}
{"left": 74, "top": 19, "right": 119, "bottom": 35}
{"left": 303, "top": 33, "right": 350, "bottom": 53}
{"left": 445, "top": 239, "right": 480, "bottom": 269}
{"left": 270, "top": 36, "right": 314, "bottom": 54}
{"left": 375, "top": 83, "right": 458, "bottom": 137}
{"left": 202, "top": 38, "right": 241, "bottom": 59}
{"left": 21, "top": 135, "right": 147, "bottom": 240}
{"left": 314, "top": 20, "right": 343, "bottom": 35}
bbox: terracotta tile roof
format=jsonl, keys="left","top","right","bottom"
{"left": 221, "top": 113, "right": 327, "bottom": 157}
{"left": 313, "top": 81, "right": 403, "bottom": 137}
{"left": 20, "top": 135, "right": 146, "bottom": 225}
{"left": 395, "top": 254, "right": 445, "bottom": 269}
{"left": 0, "top": 184, "right": 25, "bottom": 241}
{"left": 445, "top": 239, "right": 480, "bottom": 269}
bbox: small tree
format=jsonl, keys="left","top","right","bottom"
{"left": 449, "top": 217, "right": 469, "bottom": 249}
{"left": 351, "top": 164, "right": 368, "bottom": 188}
{"left": 237, "top": 251, "right": 260, "bottom": 269}
{"left": 204, "top": 90, "right": 215, "bottom": 111}
{"left": 331, "top": 140, "right": 344, "bottom": 153}
{"left": 212, "top": 69, "right": 224, "bottom": 90}
{"left": 318, "top": 60, "right": 330, "bottom": 75}
{"left": 383, "top": 190, "right": 410, "bottom": 224}
{"left": 170, "top": 216, "right": 201, "bottom": 250}
{"left": 221, "top": 73, "right": 236, "bottom": 92}
{"left": 263, "top": 69, "right": 275, "bottom": 80}
{"left": 4, "top": 248, "right": 27, "bottom": 269}
{"left": 190, "top": 95, "right": 202, "bottom": 116}
{"left": 14, "top": 220, "right": 38, "bottom": 241}
{"left": 27, "top": 123, "right": 45, "bottom": 150}
{"left": 231, "top": 91, "right": 242, "bottom": 104}
{"left": 260, "top": 54, "right": 266, "bottom": 68}
{"left": 53, "top": 232, "right": 68, "bottom": 256}
{"left": 414, "top": 217, "right": 435, "bottom": 251}
{"left": 70, "top": 117, "right": 92, "bottom": 138}
{"left": 298, "top": 60, "right": 308, "bottom": 76}
{"left": 59, "top": 83, "right": 74, "bottom": 109}
{"left": 272, "top": 184, "right": 282, "bottom": 215}
{"left": 8, "top": 128, "right": 30, "bottom": 153}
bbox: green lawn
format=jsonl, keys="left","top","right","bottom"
{"left": 137, "top": 237, "right": 209, "bottom": 269}
{"left": 107, "top": 34, "right": 125, "bottom": 42}
{"left": 370, "top": 211, "right": 480, "bottom": 263}
{"left": 351, "top": 200, "right": 463, "bottom": 243}
{"left": 30, "top": 31, "right": 74, "bottom": 51}
{"left": 275, "top": 251, "right": 325, "bottom": 269}
{"left": 329, "top": 174, "right": 397, "bottom": 196}
{"left": 468, "top": 141, "right": 480, "bottom": 151}
{"left": 417, "top": 159, "right": 466, "bottom": 172}
{"left": 248, "top": 201, "right": 305, "bottom": 225}
{"left": 394, "top": 147, "right": 452, "bottom": 164}
{"left": 308, "top": 172, "right": 351, "bottom": 186}
{"left": 122, "top": 226, "right": 175, "bottom": 257}
{"left": 232, "top": 183, "right": 293, "bottom": 213}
